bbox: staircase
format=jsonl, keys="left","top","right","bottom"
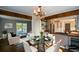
{"left": 69, "top": 37, "right": 79, "bottom": 52}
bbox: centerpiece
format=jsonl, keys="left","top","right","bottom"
{"left": 27, "top": 30, "right": 55, "bottom": 52}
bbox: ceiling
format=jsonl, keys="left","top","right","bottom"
{"left": 0, "top": 6, "right": 79, "bottom": 16}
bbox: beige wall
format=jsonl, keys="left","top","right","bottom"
{"left": 48, "top": 17, "right": 76, "bottom": 33}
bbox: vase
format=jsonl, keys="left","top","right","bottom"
{"left": 38, "top": 32, "right": 45, "bottom": 52}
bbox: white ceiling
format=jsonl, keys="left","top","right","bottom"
{"left": 0, "top": 6, "right": 79, "bottom": 16}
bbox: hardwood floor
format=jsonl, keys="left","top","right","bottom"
{"left": 0, "top": 39, "right": 24, "bottom": 52}
{"left": 0, "top": 37, "right": 70, "bottom": 52}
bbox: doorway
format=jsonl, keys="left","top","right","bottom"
{"left": 50, "top": 24, "right": 55, "bottom": 34}
{"left": 65, "top": 23, "right": 70, "bottom": 33}
{"left": 52, "top": 24, "right": 55, "bottom": 33}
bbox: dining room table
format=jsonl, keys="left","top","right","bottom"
{"left": 27, "top": 38, "right": 53, "bottom": 52}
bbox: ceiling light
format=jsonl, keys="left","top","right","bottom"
{"left": 33, "top": 6, "right": 45, "bottom": 17}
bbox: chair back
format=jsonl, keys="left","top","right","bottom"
{"left": 8, "top": 33, "right": 20, "bottom": 45}
{"left": 22, "top": 41, "right": 32, "bottom": 52}
{"left": 55, "top": 34, "right": 70, "bottom": 49}
{"left": 46, "top": 40, "right": 61, "bottom": 52}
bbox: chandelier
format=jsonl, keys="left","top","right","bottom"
{"left": 33, "top": 6, "right": 45, "bottom": 17}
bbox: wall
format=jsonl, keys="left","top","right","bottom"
{"left": 0, "top": 17, "right": 31, "bottom": 36}
{"left": 48, "top": 17, "right": 76, "bottom": 33}
{"left": 47, "top": 20, "right": 51, "bottom": 32}
{"left": 76, "top": 15, "right": 79, "bottom": 30}
{"left": 54, "top": 19, "right": 76, "bottom": 33}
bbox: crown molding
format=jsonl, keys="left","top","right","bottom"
{"left": 0, "top": 9, "right": 32, "bottom": 20}
{"left": 43, "top": 9, "right": 79, "bottom": 20}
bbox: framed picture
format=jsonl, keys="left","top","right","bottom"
{"left": 4, "top": 23, "right": 13, "bottom": 29}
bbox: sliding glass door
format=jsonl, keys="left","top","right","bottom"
{"left": 16, "top": 23, "right": 27, "bottom": 36}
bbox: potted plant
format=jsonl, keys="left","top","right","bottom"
{"left": 2, "top": 30, "right": 7, "bottom": 39}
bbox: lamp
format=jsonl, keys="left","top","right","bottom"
{"left": 33, "top": 6, "right": 45, "bottom": 17}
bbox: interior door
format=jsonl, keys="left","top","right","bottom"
{"left": 65, "top": 23, "right": 70, "bottom": 33}
{"left": 50, "top": 24, "right": 55, "bottom": 34}
{"left": 52, "top": 24, "right": 55, "bottom": 33}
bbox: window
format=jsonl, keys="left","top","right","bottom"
{"left": 16, "top": 23, "right": 27, "bottom": 36}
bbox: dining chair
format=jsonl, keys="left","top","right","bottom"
{"left": 22, "top": 40, "right": 32, "bottom": 52}
{"left": 22, "top": 40, "right": 37, "bottom": 52}
{"left": 45, "top": 40, "right": 62, "bottom": 52}
{"left": 8, "top": 33, "right": 20, "bottom": 45}
{"left": 55, "top": 34, "right": 70, "bottom": 49}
